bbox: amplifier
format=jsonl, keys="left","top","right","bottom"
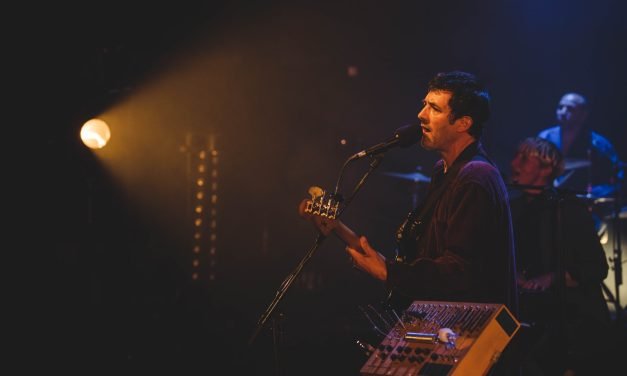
{"left": 359, "top": 301, "right": 520, "bottom": 376}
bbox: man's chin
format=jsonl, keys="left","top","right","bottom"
{"left": 420, "top": 138, "right": 434, "bottom": 150}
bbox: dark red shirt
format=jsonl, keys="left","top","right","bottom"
{"left": 387, "top": 142, "right": 518, "bottom": 314}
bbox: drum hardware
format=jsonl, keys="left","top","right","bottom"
{"left": 562, "top": 158, "right": 592, "bottom": 170}
{"left": 380, "top": 167, "right": 431, "bottom": 208}
{"left": 380, "top": 170, "right": 431, "bottom": 183}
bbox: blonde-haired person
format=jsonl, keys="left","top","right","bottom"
{"left": 509, "top": 136, "right": 612, "bottom": 375}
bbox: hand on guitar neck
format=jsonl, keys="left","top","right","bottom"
{"left": 298, "top": 187, "right": 388, "bottom": 281}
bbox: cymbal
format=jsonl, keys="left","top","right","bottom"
{"left": 574, "top": 184, "right": 621, "bottom": 205}
{"left": 576, "top": 194, "right": 615, "bottom": 205}
{"left": 590, "top": 184, "right": 620, "bottom": 199}
{"left": 563, "top": 158, "right": 591, "bottom": 170}
{"left": 381, "top": 171, "right": 431, "bottom": 183}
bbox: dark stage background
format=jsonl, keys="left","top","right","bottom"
{"left": 18, "top": 0, "right": 627, "bottom": 374}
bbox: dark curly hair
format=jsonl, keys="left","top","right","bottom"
{"left": 427, "top": 71, "right": 491, "bottom": 138}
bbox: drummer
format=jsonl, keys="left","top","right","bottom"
{"left": 537, "top": 92, "right": 623, "bottom": 198}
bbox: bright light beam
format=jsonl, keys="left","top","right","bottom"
{"left": 80, "top": 118, "right": 111, "bottom": 149}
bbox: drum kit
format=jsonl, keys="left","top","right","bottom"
{"left": 555, "top": 158, "right": 624, "bottom": 234}
{"left": 589, "top": 182, "right": 627, "bottom": 319}
{"left": 379, "top": 168, "right": 431, "bottom": 208}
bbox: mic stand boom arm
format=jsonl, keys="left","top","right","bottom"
{"left": 247, "top": 154, "right": 385, "bottom": 350}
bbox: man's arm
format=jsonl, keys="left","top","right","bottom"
{"left": 298, "top": 199, "right": 388, "bottom": 280}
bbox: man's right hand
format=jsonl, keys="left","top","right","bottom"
{"left": 346, "top": 236, "right": 388, "bottom": 281}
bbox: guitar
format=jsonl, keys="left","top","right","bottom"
{"left": 298, "top": 186, "right": 423, "bottom": 311}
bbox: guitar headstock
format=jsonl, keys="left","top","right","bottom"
{"left": 303, "top": 186, "right": 341, "bottom": 219}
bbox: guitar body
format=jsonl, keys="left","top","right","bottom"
{"left": 394, "top": 206, "right": 427, "bottom": 263}
{"left": 385, "top": 206, "right": 432, "bottom": 311}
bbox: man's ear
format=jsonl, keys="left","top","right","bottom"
{"left": 455, "top": 116, "right": 473, "bottom": 133}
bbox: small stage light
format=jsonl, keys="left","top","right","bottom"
{"left": 80, "top": 118, "right": 111, "bottom": 149}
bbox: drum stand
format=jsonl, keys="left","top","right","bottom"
{"left": 604, "top": 178, "right": 624, "bottom": 327}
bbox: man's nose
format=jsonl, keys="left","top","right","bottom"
{"left": 417, "top": 108, "right": 427, "bottom": 123}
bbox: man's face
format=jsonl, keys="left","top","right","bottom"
{"left": 556, "top": 93, "right": 587, "bottom": 128}
{"left": 510, "top": 151, "right": 550, "bottom": 187}
{"left": 417, "top": 90, "right": 457, "bottom": 152}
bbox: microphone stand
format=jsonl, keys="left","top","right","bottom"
{"left": 508, "top": 183, "right": 572, "bottom": 365}
{"left": 523, "top": 184, "right": 570, "bottom": 365}
{"left": 337, "top": 154, "right": 385, "bottom": 216}
{"left": 247, "top": 233, "right": 325, "bottom": 375}
{"left": 247, "top": 153, "right": 385, "bottom": 375}
{"left": 552, "top": 186, "right": 567, "bottom": 365}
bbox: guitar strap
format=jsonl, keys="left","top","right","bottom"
{"left": 396, "top": 142, "right": 492, "bottom": 262}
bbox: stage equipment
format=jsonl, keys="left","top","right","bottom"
{"left": 360, "top": 301, "right": 520, "bottom": 376}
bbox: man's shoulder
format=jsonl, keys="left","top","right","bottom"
{"left": 455, "top": 161, "right": 508, "bottom": 200}
{"left": 590, "top": 130, "right": 617, "bottom": 159}
{"left": 538, "top": 126, "right": 559, "bottom": 138}
{"left": 458, "top": 159, "right": 502, "bottom": 181}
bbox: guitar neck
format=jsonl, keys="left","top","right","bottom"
{"left": 331, "top": 220, "right": 362, "bottom": 252}
{"left": 300, "top": 188, "right": 363, "bottom": 252}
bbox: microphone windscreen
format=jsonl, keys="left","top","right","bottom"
{"left": 395, "top": 122, "right": 422, "bottom": 147}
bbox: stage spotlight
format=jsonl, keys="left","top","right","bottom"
{"left": 80, "top": 118, "right": 111, "bottom": 149}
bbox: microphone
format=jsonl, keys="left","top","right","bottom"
{"left": 349, "top": 122, "right": 421, "bottom": 161}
